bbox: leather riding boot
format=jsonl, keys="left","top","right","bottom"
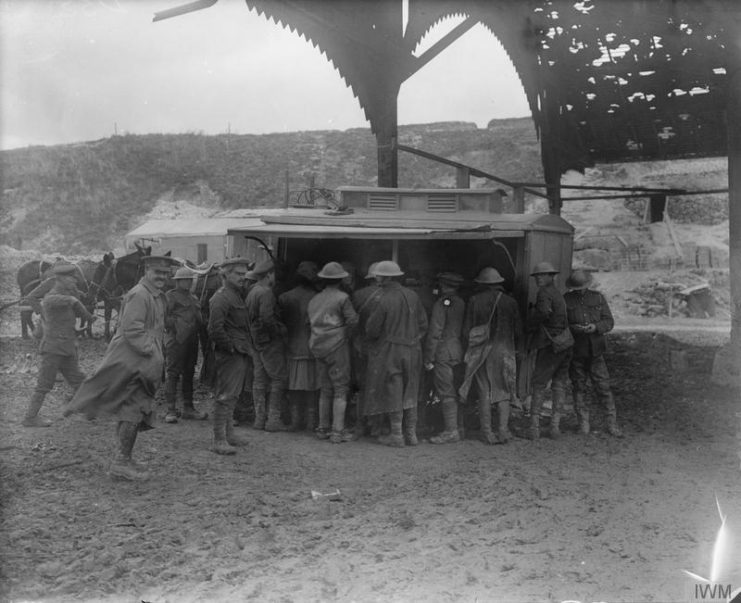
{"left": 574, "top": 392, "right": 590, "bottom": 435}
{"left": 305, "top": 392, "right": 318, "bottom": 433}
{"left": 478, "top": 397, "right": 496, "bottom": 445}
{"left": 496, "top": 401, "right": 511, "bottom": 444}
{"left": 316, "top": 391, "right": 332, "bottom": 439}
{"left": 378, "top": 411, "right": 404, "bottom": 447}
{"left": 212, "top": 404, "right": 237, "bottom": 455}
{"left": 265, "top": 389, "right": 289, "bottom": 432}
{"left": 22, "top": 392, "right": 51, "bottom": 427}
{"left": 110, "top": 421, "right": 150, "bottom": 480}
{"left": 527, "top": 390, "right": 545, "bottom": 440}
{"left": 550, "top": 388, "right": 565, "bottom": 440}
{"left": 403, "top": 407, "right": 418, "bottom": 446}
{"left": 430, "top": 398, "right": 460, "bottom": 444}
{"left": 252, "top": 389, "right": 267, "bottom": 430}
{"left": 164, "top": 374, "right": 179, "bottom": 423}
{"left": 287, "top": 392, "right": 302, "bottom": 432}
{"left": 330, "top": 396, "right": 350, "bottom": 443}
{"left": 604, "top": 393, "right": 624, "bottom": 438}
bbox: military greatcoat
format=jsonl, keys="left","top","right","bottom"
{"left": 459, "top": 286, "right": 522, "bottom": 405}
{"left": 364, "top": 281, "right": 428, "bottom": 416}
{"left": 65, "top": 278, "right": 166, "bottom": 428}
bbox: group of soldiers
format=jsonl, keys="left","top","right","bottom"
{"left": 22, "top": 253, "right": 623, "bottom": 482}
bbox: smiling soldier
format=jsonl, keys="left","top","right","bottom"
{"left": 64, "top": 255, "right": 180, "bottom": 481}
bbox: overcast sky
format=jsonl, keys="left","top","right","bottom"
{"left": 0, "top": 0, "right": 530, "bottom": 150}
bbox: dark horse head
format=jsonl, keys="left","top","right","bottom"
{"left": 16, "top": 259, "right": 54, "bottom": 338}
{"left": 90, "top": 243, "right": 152, "bottom": 338}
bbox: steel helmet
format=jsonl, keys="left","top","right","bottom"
{"left": 172, "top": 267, "right": 195, "bottom": 280}
{"left": 296, "top": 261, "right": 318, "bottom": 281}
{"left": 373, "top": 260, "right": 404, "bottom": 277}
{"left": 317, "top": 261, "right": 349, "bottom": 280}
{"left": 531, "top": 261, "right": 559, "bottom": 276}
{"left": 474, "top": 267, "right": 504, "bottom": 284}
{"left": 365, "top": 262, "right": 380, "bottom": 279}
{"left": 566, "top": 269, "right": 593, "bottom": 289}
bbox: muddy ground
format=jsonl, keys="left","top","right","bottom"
{"left": 1, "top": 326, "right": 740, "bottom": 603}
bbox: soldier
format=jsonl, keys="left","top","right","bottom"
{"left": 459, "top": 268, "right": 522, "bottom": 444}
{"left": 207, "top": 258, "right": 254, "bottom": 454}
{"left": 308, "top": 262, "right": 359, "bottom": 443}
{"left": 245, "top": 258, "right": 290, "bottom": 432}
{"left": 65, "top": 255, "right": 180, "bottom": 481}
{"left": 564, "top": 269, "right": 623, "bottom": 437}
{"left": 22, "top": 264, "right": 96, "bottom": 427}
{"left": 350, "top": 262, "right": 382, "bottom": 438}
{"left": 163, "top": 267, "right": 207, "bottom": 423}
{"left": 425, "top": 272, "right": 466, "bottom": 444}
{"left": 340, "top": 261, "right": 357, "bottom": 295}
{"left": 278, "top": 261, "right": 320, "bottom": 432}
{"left": 365, "top": 260, "right": 428, "bottom": 447}
{"left": 526, "top": 261, "right": 573, "bottom": 440}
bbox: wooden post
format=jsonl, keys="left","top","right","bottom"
{"left": 284, "top": 169, "right": 290, "bottom": 208}
{"left": 540, "top": 87, "right": 563, "bottom": 215}
{"left": 456, "top": 166, "right": 471, "bottom": 188}
{"left": 375, "top": 86, "right": 400, "bottom": 188}
{"left": 513, "top": 186, "right": 525, "bottom": 213}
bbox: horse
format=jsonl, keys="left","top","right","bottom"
{"left": 16, "top": 258, "right": 98, "bottom": 338}
{"left": 16, "top": 260, "right": 54, "bottom": 338}
{"left": 179, "top": 261, "right": 223, "bottom": 387}
{"left": 89, "top": 244, "right": 152, "bottom": 339}
{"left": 74, "top": 258, "right": 101, "bottom": 336}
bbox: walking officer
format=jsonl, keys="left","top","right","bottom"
{"left": 564, "top": 269, "right": 623, "bottom": 437}
{"left": 245, "top": 258, "right": 290, "bottom": 432}
{"left": 425, "top": 272, "right": 465, "bottom": 444}
{"left": 207, "top": 257, "right": 254, "bottom": 454}
{"left": 23, "top": 264, "right": 96, "bottom": 427}
{"left": 65, "top": 255, "right": 180, "bottom": 481}
{"left": 164, "top": 266, "right": 207, "bottom": 423}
